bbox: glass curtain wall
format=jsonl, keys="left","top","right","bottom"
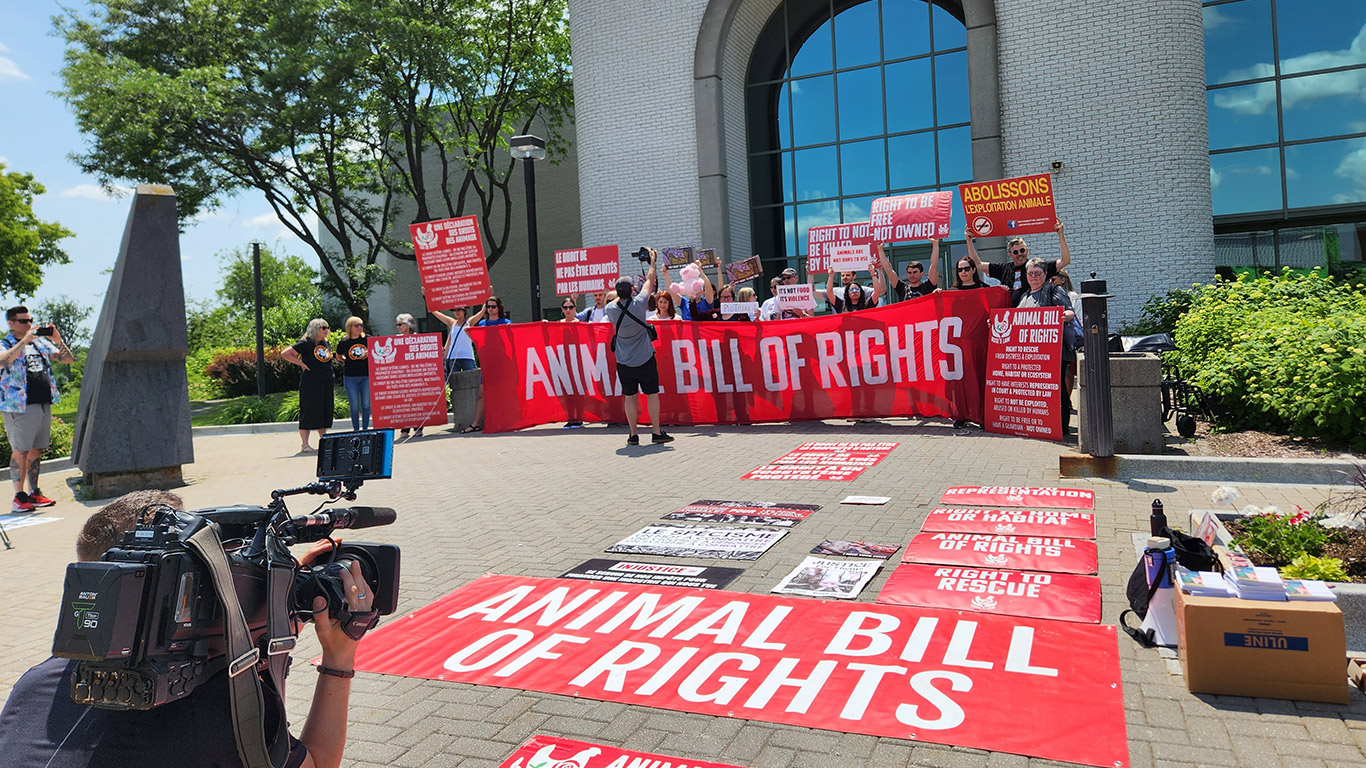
{"left": 747, "top": 0, "right": 970, "bottom": 292}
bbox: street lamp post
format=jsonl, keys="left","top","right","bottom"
{"left": 251, "top": 241, "right": 266, "bottom": 398}
{"left": 510, "top": 134, "right": 548, "bottom": 321}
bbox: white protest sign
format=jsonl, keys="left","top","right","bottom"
{"left": 776, "top": 284, "right": 816, "bottom": 310}
{"left": 720, "top": 301, "right": 760, "bottom": 316}
{"left": 829, "top": 244, "right": 873, "bottom": 272}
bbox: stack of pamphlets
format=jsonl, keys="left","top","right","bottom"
{"left": 1176, "top": 567, "right": 1235, "bottom": 598}
{"left": 1284, "top": 579, "right": 1337, "bottom": 602}
{"left": 1224, "top": 566, "right": 1287, "bottom": 601}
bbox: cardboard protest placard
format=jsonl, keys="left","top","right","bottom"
{"left": 606, "top": 523, "right": 787, "bottom": 561}
{"left": 724, "top": 255, "right": 763, "bottom": 284}
{"left": 410, "top": 215, "right": 491, "bottom": 308}
{"left": 368, "top": 333, "right": 447, "bottom": 429}
{"left": 869, "top": 191, "right": 953, "bottom": 242}
{"left": 902, "top": 532, "right": 1099, "bottom": 575}
{"left": 921, "top": 507, "right": 1097, "bottom": 539}
{"left": 662, "top": 499, "right": 821, "bottom": 528}
{"left": 940, "top": 486, "right": 1096, "bottom": 510}
{"left": 661, "top": 246, "right": 695, "bottom": 267}
{"left": 498, "top": 736, "right": 752, "bottom": 768}
{"left": 772, "top": 557, "right": 881, "bottom": 599}
{"left": 697, "top": 247, "right": 720, "bottom": 267}
{"left": 558, "top": 559, "right": 743, "bottom": 590}
{"left": 828, "top": 243, "right": 875, "bottom": 273}
{"left": 776, "top": 283, "right": 816, "bottom": 310}
{"left": 806, "top": 221, "right": 875, "bottom": 274}
{"left": 877, "top": 563, "right": 1101, "bottom": 623}
{"left": 959, "top": 173, "right": 1057, "bottom": 238}
{"left": 553, "top": 245, "right": 619, "bottom": 295}
{"left": 984, "top": 307, "right": 1064, "bottom": 441}
{"left": 352, "top": 574, "right": 1130, "bottom": 768}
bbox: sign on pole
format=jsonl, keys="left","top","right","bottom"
{"left": 410, "top": 215, "right": 491, "bottom": 309}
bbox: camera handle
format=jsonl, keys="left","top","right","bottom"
{"left": 270, "top": 479, "right": 360, "bottom": 502}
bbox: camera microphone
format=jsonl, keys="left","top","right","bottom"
{"left": 289, "top": 506, "right": 397, "bottom": 531}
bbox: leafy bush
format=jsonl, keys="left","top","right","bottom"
{"left": 1174, "top": 269, "right": 1366, "bottom": 447}
{"left": 1233, "top": 512, "right": 1342, "bottom": 566}
{"left": 0, "top": 416, "right": 73, "bottom": 460}
{"left": 203, "top": 348, "right": 301, "bottom": 398}
{"left": 1281, "top": 553, "right": 1348, "bottom": 582}
{"left": 215, "top": 396, "right": 279, "bottom": 425}
{"left": 1121, "top": 287, "right": 1199, "bottom": 336}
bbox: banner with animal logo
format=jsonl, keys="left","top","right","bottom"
{"left": 353, "top": 575, "right": 1129, "bottom": 768}
{"left": 901, "top": 533, "right": 1099, "bottom": 575}
{"left": 368, "top": 333, "right": 447, "bottom": 429}
{"left": 940, "top": 486, "right": 1095, "bottom": 510}
{"left": 983, "top": 307, "right": 1063, "bottom": 441}
{"left": 498, "top": 735, "right": 750, "bottom": 768}
{"left": 869, "top": 191, "right": 953, "bottom": 242}
{"left": 410, "top": 215, "right": 492, "bottom": 308}
{"left": 920, "top": 508, "right": 1096, "bottom": 539}
{"left": 876, "top": 563, "right": 1101, "bottom": 623}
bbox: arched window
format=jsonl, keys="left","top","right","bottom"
{"left": 747, "top": 0, "right": 970, "bottom": 282}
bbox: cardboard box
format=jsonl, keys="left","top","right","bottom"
{"left": 1177, "top": 589, "right": 1349, "bottom": 704}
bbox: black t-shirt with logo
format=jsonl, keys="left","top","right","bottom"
{"left": 290, "top": 339, "right": 334, "bottom": 383}
{"left": 336, "top": 337, "right": 369, "bottom": 377}
{"left": 24, "top": 342, "right": 54, "bottom": 405}
{"left": 894, "top": 279, "right": 937, "bottom": 302}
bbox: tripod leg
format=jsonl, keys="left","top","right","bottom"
{"left": 0, "top": 520, "right": 11, "bottom": 550}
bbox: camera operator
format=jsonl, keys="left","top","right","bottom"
{"left": 2, "top": 305, "right": 74, "bottom": 514}
{"left": 0, "top": 490, "right": 373, "bottom": 768}
{"left": 606, "top": 249, "right": 673, "bottom": 446}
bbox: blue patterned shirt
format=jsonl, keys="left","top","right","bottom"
{"left": 0, "top": 334, "right": 61, "bottom": 413}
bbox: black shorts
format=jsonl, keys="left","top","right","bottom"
{"left": 617, "top": 358, "right": 660, "bottom": 396}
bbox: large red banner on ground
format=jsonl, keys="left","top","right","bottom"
{"left": 921, "top": 508, "right": 1097, "bottom": 539}
{"left": 411, "top": 215, "right": 492, "bottom": 308}
{"left": 876, "top": 563, "right": 1101, "bottom": 624}
{"left": 959, "top": 174, "right": 1057, "bottom": 238}
{"left": 353, "top": 574, "right": 1128, "bottom": 768}
{"left": 941, "top": 486, "right": 1096, "bottom": 510}
{"left": 499, "top": 735, "right": 749, "bottom": 768}
{"left": 369, "top": 333, "right": 447, "bottom": 429}
{"left": 902, "top": 533, "right": 1099, "bottom": 575}
{"left": 984, "top": 307, "right": 1063, "bottom": 441}
{"left": 468, "top": 290, "right": 1009, "bottom": 433}
{"left": 870, "top": 191, "right": 953, "bottom": 242}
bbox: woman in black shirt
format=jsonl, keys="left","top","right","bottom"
{"left": 335, "top": 317, "right": 370, "bottom": 431}
{"left": 281, "top": 318, "right": 334, "bottom": 452}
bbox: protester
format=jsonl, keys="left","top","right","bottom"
{"left": 425, "top": 299, "right": 481, "bottom": 432}
{"left": 647, "top": 290, "right": 680, "bottom": 321}
{"left": 952, "top": 253, "right": 988, "bottom": 290}
{"left": 1, "top": 306, "right": 72, "bottom": 513}
{"left": 967, "top": 220, "right": 1071, "bottom": 304}
{"left": 759, "top": 268, "right": 813, "bottom": 320}
{"left": 280, "top": 318, "right": 333, "bottom": 453}
{"left": 729, "top": 286, "right": 760, "bottom": 321}
{"left": 336, "top": 317, "right": 370, "bottom": 431}
{"left": 390, "top": 313, "right": 425, "bottom": 438}
{"left": 878, "top": 240, "right": 940, "bottom": 301}
{"left": 670, "top": 260, "right": 716, "bottom": 320}
{"left": 605, "top": 250, "right": 673, "bottom": 446}
{"left": 1052, "top": 269, "right": 1083, "bottom": 326}
{"left": 558, "top": 297, "right": 580, "bottom": 321}
{"left": 0, "top": 490, "right": 372, "bottom": 768}
{"left": 470, "top": 296, "right": 511, "bottom": 326}
{"left": 1017, "top": 257, "right": 1078, "bottom": 434}
{"left": 575, "top": 292, "right": 609, "bottom": 322}
{"left": 824, "top": 268, "right": 883, "bottom": 313}
{"left": 712, "top": 283, "right": 750, "bottom": 321}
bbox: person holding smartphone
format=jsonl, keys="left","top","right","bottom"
{"left": 1, "top": 306, "right": 74, "bottom": 513}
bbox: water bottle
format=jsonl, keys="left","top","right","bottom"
{"left": 1150, "top": 499, "right": 1167, "bottom": 537}
{"left": 1144, "top": 536, "right": 1174, "bottom": 589}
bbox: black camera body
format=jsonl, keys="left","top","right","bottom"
{"left": 35, "top": 324, "right": 55, "bottom": 336}
{"left": 52, "top": 430, "right": 400, "bottom": 710}
{"left": 634, "top": 247, "right": 651, "bottom": 263}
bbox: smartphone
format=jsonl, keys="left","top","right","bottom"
{"left": 35, "top": 325, "right": 54, "bottom": 337}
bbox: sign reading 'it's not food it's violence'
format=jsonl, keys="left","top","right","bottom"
{"left": 352, "top": 574, "right": 1129, "bottom": 768}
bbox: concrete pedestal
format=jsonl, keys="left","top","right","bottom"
{"left": 449, "top": 370, "right": 482, "bottom": 431}
{"left": 1080, "top": 352, "right": 1163, "bottom": 454}
{"left": 86, "top": 466, "right": 185, "bottom": 499}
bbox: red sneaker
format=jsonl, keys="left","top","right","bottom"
{"left": 11, "top": 493, "right": 35, "bottom": 514}
{"left": 27, "top": 489, "right": 56, "bottom": 507}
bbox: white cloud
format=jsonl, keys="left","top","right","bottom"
{"left": 1213, "top": 23, "right": 1366, "bottom": 115}
{"left": 1202, "top": 5, "right": 1233, "bottom": 31}
{"left": 59, "top": 183, "right": 134, "bottom": 201}
{"left": 1333, "top": 140, "right": 1366, "bottom": 191}
{"left": 1209, "top": 167, "right": 1222, "bottom": 190}
{"left": 0, "top": 42, "right": 27, "bottom": 81}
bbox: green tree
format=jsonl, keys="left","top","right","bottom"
{"left": 57, "top": 0, "right": 573, "bottom": 323}
{"left": 34, "top": 294, "right": 95, "bottom": 348}
{"left": 187, "top": 245, "right": 327, "bottom": 351}
{"left": 0, "top": 163, "right": 74, "bottom": 297}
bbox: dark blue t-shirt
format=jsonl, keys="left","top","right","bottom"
{"left": 0, "top": 657, "right": 306, "bottom": 768}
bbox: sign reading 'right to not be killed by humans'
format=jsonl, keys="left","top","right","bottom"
{"left": 554, "top": 245, "right": 619, "bottom": 295}
{"left": 410, "top": 215, "right": 491, "bottom": 309}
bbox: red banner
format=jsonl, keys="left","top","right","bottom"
{"left": 368, "top": 333, "right": 447, "bottom": 429}
{"left": 985, "top": 308, "right": 1063, "bottom": 441}
{"left": 499, "top": 735, "right": 749, "bottom": 768}
{"left": 743, "top": 442, "right": 899, "bottom": 482}
{"left": 877, "top": 564, "right": 1101, "bottom": 624}
{"left": 411, "top": 215, "right": 492, "bottom": 308}
{"left": 870, "top": 191, "right": 953, "bottom": 242}
{"left": 468, "top": 290, "right": 1009, "bottom": 433}
{"left": 902, "top": 533, "right": 1099, "bottom": 575}
{"left": 353, "top": 575, "right": 1128, "bottom": 768}
{"left": 959, "top": 174, "right": 1057, "bottom": 239}
{"left": 554, "top": 245, "right": 620, "bottom": 296}
{"left": 806, "top": 221, "right": 876, "bottom": 274}
{"left": 940, "top": 486, "right": 1095, "bottom": 510}
{"left": 921, "top": 508, "right": 1097, "bottom": 539}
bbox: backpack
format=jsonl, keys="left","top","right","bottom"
{"left": 1042, "top": 286, "right": 1084, "bottom": 351}
{"left": 1119, "top": 527, "right": 1217, "bottom": 646}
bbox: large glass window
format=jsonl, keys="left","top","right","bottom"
{"left": 1205, "top": 0, "right": 1366, "bottom": 267}
{"left": 748, "top": 0, "right": 969, "bottom": 284}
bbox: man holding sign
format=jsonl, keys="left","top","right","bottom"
{"left": 879, "top": 240, "right": 941, "bottom": 301}
{"left": 968, "top": 220, "right": 1071, "bottom": 305}
{"left": 759, "top": 269, "right": 815, "bottom": 320}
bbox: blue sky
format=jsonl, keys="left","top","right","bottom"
{"left": 0, "top": 2, "right": 311, "bottom": 327}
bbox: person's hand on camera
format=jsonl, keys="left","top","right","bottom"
{"left": 311, "top": 559, "right": 373, "bottom": 669}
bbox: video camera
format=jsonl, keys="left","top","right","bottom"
{"left": 51, "top": 430, "right": 401, "bottom": 711}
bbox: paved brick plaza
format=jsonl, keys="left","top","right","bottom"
{"left": 2, "top": 421, "right": 1363, "bottom": 767}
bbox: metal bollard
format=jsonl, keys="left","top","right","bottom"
{"left": 1079, "top": 272, "right": 1114, "bottom": 457}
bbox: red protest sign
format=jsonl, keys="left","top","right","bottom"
{"left": 876, "top": 563, "right": 1101, "bottom": 624}
{"left": 368, "top": 333, "right": 447, "bottom": 429}
{"left": 352, "top": 574, "right": 1129, "bottom": 768}
{"left": 959, "top": 174, "right": 1057, "bottom": 238}
{"left": 806, "top": 221, "right": 875, "bottom": 274}
{"left": 499, "top": 736, "right": 749, "bottom": 768}
{"left": 984, "top": 307, "right": 1063, "bottom": 441}
{"left": 411, "top": 215, "right": 491, "bottom": 308}
{"left": 921, "top": 508, "right": 1097, "bottom": 539}
{"left": 554, "top": 245, "right": 619, "bottom": 296}
{"left": 743, "top": 442, "right": 898, "bottom": 481}
{"left": 940, "top": 486, "right": 1095, "bottom": 510}
{"left": 869, "top": 191, "right": 953, "bottom": 242}
{"left": 902, "top": 532, "right": 1099, "bottom": 575}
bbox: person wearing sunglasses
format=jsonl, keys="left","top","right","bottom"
{"left": 280, "top": 318, "right": 334, "bottom": 453}
{"left": 336, "top": 317, "right": 371, "bottom": 431}
{"left": 966, "top": 220, "right": 1071, "bottom": 304}
{"left": 469, "top": 295, "right": 511, "bottom": 327}
{"left": 1, "top": 306, "right": 73, "bottom": 513}
{"left": 877, "top": 241, "right": 940, "bottom": 301}
{"left": 1018, "top": 257, "right": 1079, "bottom": 435}
{"left": 559, "top": 298, "right": 581, "bottom": 322}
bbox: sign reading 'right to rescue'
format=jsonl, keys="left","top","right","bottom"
{"left": 959, "top": 173, "right": 1057, "bottom": 238}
